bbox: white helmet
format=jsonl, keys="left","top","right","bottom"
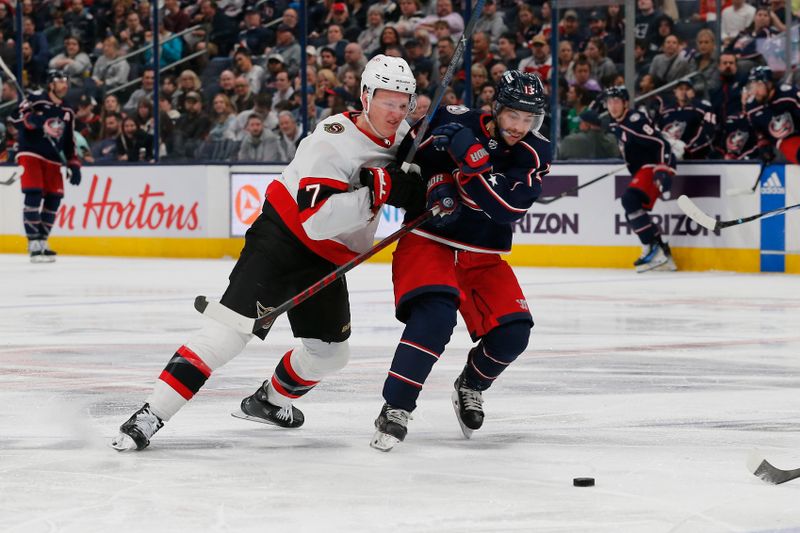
{"left": 361, "top": 54, "right": 417, "bottom": 113}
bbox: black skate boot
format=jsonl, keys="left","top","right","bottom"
{"left": 110, "top": 403, "right": 164, "bottom": 451}
{"left": 370, "top": 402, "right": 411, "bottom": 452}
{"left": 233, "top": 380, "right": 304, "bottom": 428}
{"left": 41, "top": 240, "right": 57, "bottom": 260}
{"left": 452, "top": 370, "right": 484, "bottom": 439}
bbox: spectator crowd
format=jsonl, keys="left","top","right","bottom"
{"left": 0, "top": 0, "right": 795, "bottom": 162}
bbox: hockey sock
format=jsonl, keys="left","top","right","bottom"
{"left": 148, "top": 318, "right": 250, "bottom": 421}
{"left": 23, "top": 190, "right": 43, "bottom": 241}
{"left": 39, "top": 194, "right": 62, "bottom": 239}
{"left": 382, "top": 294, "right": 458, "bottom": 411}
{"left": 464, "top": 320, "right": 532, "bottom": 391}
{"left": 267, "top": 339, "right": 349, "bottom": 406}
{"left": 622, "top": 188, "right": 659, "bottom": 244}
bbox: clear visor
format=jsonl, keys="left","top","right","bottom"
{"left": 365, "top": 88, "right": 417, "bottom": 116}
{"left": 498, "top": 106, "right": 544, "bottom": 133}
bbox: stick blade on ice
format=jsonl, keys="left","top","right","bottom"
{"left": 677, "top": 195, "right": 718, "bottom": 231}
{"left": 747, "top": 450, "right": 800, "bottom": 485}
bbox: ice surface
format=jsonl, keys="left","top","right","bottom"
{"left": 1, "top": 255, "right": 800, "bottom": 532}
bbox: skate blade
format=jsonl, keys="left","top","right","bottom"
{"left": 231, "top": 408, "right": 294, "bottom": 428}
{"left": 451, "top": 391, "right": 474, "bottom": 440}
{"left": 30, "top": 256, "right": 55, "bottom": 264}
{"left": 109, "top": 433, "right": 138, "bottom": 452}
{"left": 635, "top": 257, "right": 669, "bottom": 273}
{"left": 370, "top": 430, "right": 399, "bottom": 452}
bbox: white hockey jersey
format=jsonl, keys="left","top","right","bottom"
{"left": 265, "top": 111, "right": 410, "bottom": 265}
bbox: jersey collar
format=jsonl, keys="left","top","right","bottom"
{"left": 344, "top": 111, "right": 396, "bottom": 148}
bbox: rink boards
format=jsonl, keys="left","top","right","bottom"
{"left": 0, "top": 162, "right": 797, "bottom": 273}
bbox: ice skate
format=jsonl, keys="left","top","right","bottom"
{"left": 634, "top": 242, "right": 670, "bottom": 273}
{"left": 110, "top": 403, "right": 164, "bottom": 451}
{"left": 651, "top": 242, "right": 677, "bottom": 272}
{"left": 370, "top": 403, "right": 411, "bottom": 452}
{"left": 41, "top": 240, "right": 57, "bottom": 260}
{"left": 28, "top": 240, "right": 54, "bottom": 264}
{"left": 233, "top": 381, "right": 304, "bottom": 428}
{"left": 452, "top": 371, "right": 484, "bottom": 439}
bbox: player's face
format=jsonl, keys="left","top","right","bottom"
{"left": 51, "top": 78, "right": 69, "bottom": 98}
{"left": 497, "top": 108, "right": 538, "bottom": 145}
{"left": 606, "top": 97, "right": 626, "bottom": 120}
{"left": 366, "top": 89, "right": 412, "bottom": 137}
{"left": 749, "top": 80, "right": 769, "bottom": 101}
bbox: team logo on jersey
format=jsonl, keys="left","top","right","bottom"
{"left": 769, "top": 112, "right": 794, "bottom": 139}
{"left": 323, "top": 122, "right": 345, "bottom": 134}
{"left": 446, "top": 105, "right": 470, "bottom": 115}
{"left": 629, "top": 113, "right": 640, "bottom": 122}
{"left": 726, "top": 130, "right": 749, "bottom": 153}
{"left": 662, "top": 121, "right": 686, "bottom": 140}
{"left": 43, "top": 117, "right": 65, "bottom": 141}
{"left": 516, "top": 299, "right": 529, "bottom": 311}
{"left": 488, "top": 139, "right": 498, "bottom": 150}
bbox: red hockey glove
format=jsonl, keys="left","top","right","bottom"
{"left": 359, "top": 163, "right": 424, "bottom": 212}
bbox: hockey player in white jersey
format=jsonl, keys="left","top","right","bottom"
{"left": 111, "top": 55, "right": 425, "bottom": 451}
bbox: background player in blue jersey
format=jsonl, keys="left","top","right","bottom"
{"left": 605, "top": 85, "right": 677, "bottom": 273}
{"left": 10, "top": 69, "right": 81, "bottom": 263}
{"left": 744, "top": 66, "right": 800, "bottom": 165}
{"left": 370, "top": 70, "right": 551, "bottom": 451}
{"left": 657, "top": 78, "right": 715, "bottom": 160}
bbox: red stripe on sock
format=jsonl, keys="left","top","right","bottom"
{"left": 177, "top": 345, "right": 212, "bottom": 377}
{"left": 281, "top": 351, "right": 319, "bottom": 387}
{"left": 159, "top": 370, "right": 194, "bottom": 400}
{"left": 270, "top": 375, "right": 301, "bottom": 399}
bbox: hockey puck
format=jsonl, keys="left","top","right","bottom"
{"left": 573, "top": 477, "right": 595, "bottom": 487}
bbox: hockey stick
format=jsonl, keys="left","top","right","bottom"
{"left": 0, "top": 167, "right": 20, "bottom": 185}
{"left": 401, "top": 0, "right": 485, "bottom": 171}
{"left": 537, "top": 165, "right": 628, "bottom": 205}
{"left": 725, "top": 161, "right": 765, "bottom": 196}
{"left": 677, "top": 194, "right": 800, "bottom": 231}
{"left": 195, "top": 208, "right": 436, "bottom": 335}
{"left": 747, "top": 451, "right": 800, "bottom": 485}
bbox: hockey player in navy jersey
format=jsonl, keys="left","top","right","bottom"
{"left": 11, "top": 69, "right": 81, "bottom": 263}
{"left": 744, "top": 66, "right": 800, "bottom": 164}
{"left": 657, "top": 78, "right": 715, "bottom": 160}
{"left": 111, "top": 55, "right": 426, "bottom": 451}
{"left": 370, "top": 70, "right": 551, "bottom": 451}
{"left": 605, "top": 85, "right": 677, "bottom": 273}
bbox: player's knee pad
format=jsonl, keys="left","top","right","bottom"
{"left": 24, "top": 189, "right": 43, "bottom": 208}
{"left": 403, "top": 293, "right": 459, "bottom": 350}
{"left": 465, "top": 320, "right": 532, "bottom": 390}
{"left": 621, "top": 188, "right": 648, "bottom": 214}
{"left": 42, "top": 194, "right": 62, "bottom": 211}
{"left": 482, "top": 320, "right": 532, "bottom": 361}
{"left": 184, "top": 317, "right": 252, "bottom": 370}
{"left": 290, "top": 338, "right": 351, "bottom": 380}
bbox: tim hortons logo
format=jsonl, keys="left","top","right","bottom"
{"left": 56, "top": 174, "right": 200, "bottom": 231}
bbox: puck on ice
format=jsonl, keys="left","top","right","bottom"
{"left": 573, "top": 477, "right": 595, "bottom": 487}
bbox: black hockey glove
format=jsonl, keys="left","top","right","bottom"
{"left": 359, "top": 163, "right": 424, "bottom": 212}
{"left": 758, "top": 143, "right": 776, "bottom": 164}
{"left": 654, "top": 170, "right": 672, "bottom": 193}
{"left": 68, "top": 159, "right": 82, "bottom": 186}
{"left": 426, "top": 172, "right": 460, "bottom": 227}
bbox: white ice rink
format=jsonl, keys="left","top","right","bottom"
{"left": 1, "top": 254, "right": 800, "bottom": 533}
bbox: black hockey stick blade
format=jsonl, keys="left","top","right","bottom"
{"left": 748, "top": 451, "right": 800, "bottom": 485}
{"left": 537, "top": 165, "right": 627, "bottom": 205}
{"left": 0, "top": 171, "right": 17, "bottom": 186}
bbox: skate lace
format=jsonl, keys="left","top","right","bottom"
{"left": 459, "top": 387, "right": 483, "bottom": 411}
{"left": 134, "top": 408, "right": 162, "bottom": 438}
{"left": 384, "top": 406, "right": 411, "bottom": 426}
{"left": 275, "top": 404, "right": 294, "bottom": 422}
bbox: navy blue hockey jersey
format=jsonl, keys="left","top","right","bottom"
{"left": 11, "top": 92, "right": 77, "bottom": 165}
{"left": 745, "top": 83, "right": 800, "bottom": 144}
{"left": 609, "top": 109, "right": 675, "bottom": 175}
{"left": 402, "top": 105, "right": 551, "bottom": 254}
{"left": 717, "top": 113, "right": 757, "bottom": 160}
{"left": 657, "top": 98, "right": 715, "bottom": 158}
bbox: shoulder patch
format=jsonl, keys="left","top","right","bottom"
{"left": 629, "top": 113, "right": 640, "bottom": 122}
{"left": 780, "top": 84, "right": 792, "bottom": 92}
{"left": 323, "top": 122, "right": 344, "bottom": 134}
{"left": 446, "top": 105, "right": 470, "bottom": 115}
